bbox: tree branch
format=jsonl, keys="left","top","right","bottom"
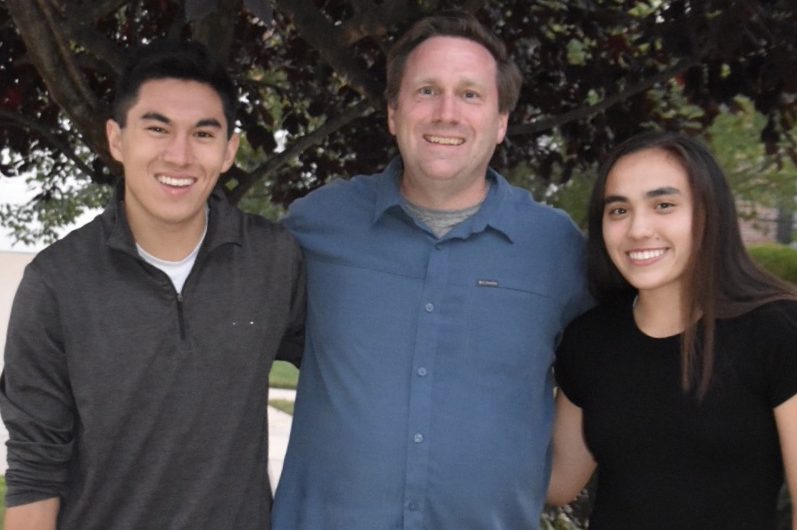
{"left": 227, "top": 100, "right": 374, "bottom": 202}
{"left": 508, "top": 58, "right": 700, "bottom": 136}
{"left": 461, "top": 0, "right": 487, "bottom": 12}
{"left": 338, "top": 0, "right": 483, "bottom": 47}
{"left": 340, "top": 0, "right": 421, "bottom": 45}
{"left": 66, "top": 0, "right": 131, "bottom": 24}
{"left": 0, "top": 109, "right": 96, "bottom": 178}
{"left": 273, "top": 0, "right": 384, "bottom": 105}
{"left": 5, "top": 0, "right": 113, "bottom": 173}
{"left": 37, "top": 0, "right": 99, "bottom": 107}
{"left": 191, "top": 0, "right": 243, "bottom": 63}
{"left": 70, "top": 26, "right": 128, "bottom": 77}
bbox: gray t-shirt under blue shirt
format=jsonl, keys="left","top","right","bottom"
{"left": 402, "top": 200, "right": 482, "bottom": 238}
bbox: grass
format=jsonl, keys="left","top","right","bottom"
{"left": 268, "top": 399, "right": 295, "bottom": 415}
{"left": 269, "top": 361, "right": 298, "bottom": 416}
{"left": 748, "top": 244, "right": 797, "bottom": 284}
{"left": 268, "top": 361, "right": 299, "bottom": 389}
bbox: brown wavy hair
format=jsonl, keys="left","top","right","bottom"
{"left": 385, "top": 10, "right": 522, "bottom": 114}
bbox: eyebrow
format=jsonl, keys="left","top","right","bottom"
{"left": 140, "top": 112, "right": 223, "bottom": 129}
{"left": 604, "top": 186, "right": 681, "bottom": 205}
{"left": 414, "top": 76, "right": 486, "bottom": 88}
{"left": 646, "top": 186, "right": 681, "bottom": 198}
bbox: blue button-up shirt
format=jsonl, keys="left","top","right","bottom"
{"left": 274, "top": 159, "right": 591, "bottom": 530}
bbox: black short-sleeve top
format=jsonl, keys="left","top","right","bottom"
{"left": 555, "top": 297, "right": 797, "bottom": 530}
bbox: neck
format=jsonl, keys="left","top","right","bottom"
{"left": 128, "top": 211, "right": 208, "bottom": 262}
{"left": 634, "top": 287, "right": 688, "bottom": 338}
{"left": 400, "top": 174, "right": 489, "bottom": 211}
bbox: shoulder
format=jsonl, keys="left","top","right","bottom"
{"left": 239, "top": 210, "right": 296, "bottom": 243}
{"left": 10, "top": 213, "right": 108, "bottom": 304}
{"left": 727, "top": 298, "right": 797, "bottom": 337}
{"left": 722, "top": 299, "right": 797, "bottom": 406}
{"left": 749, "top": 298, "right": 797, "bottom": 320}
{"left": 743, "top": 299, "right": 797, "bottom": 353}
{"left": 207, "top": 190, "right": 299, "bottom": 252}
{"left": 282, "top": 171, "right": 392, "bottom": 245}
{"left": 287, "top": 174, "right": 381, "bottom": 219}
{"left": 228, "top": 210, "right": 304, "bottom": 269}
{"left": 497, "top": 178, "right": 585, "bottom": 242}
{"left": 558, "top": 298, "right": 635, "bottom": 365}
{"left": 564, "top": 297, "right": 630, "bottom": 338}
{"left": 554, "top": 300, "right": 630, "bottom": 402}
{"left": 30, "top": 212, "right": 107, "bottom": 274}
{"left": 503, "top": 179, "right": 575, "bottom": 221}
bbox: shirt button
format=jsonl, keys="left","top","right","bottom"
{"left": 413, "top": 433, "right": 424, "bottom": 443}
{"left": 424, "top": 303, "right": 434, "bottom": 312}
{"left": 407, "top": 501, "right": 419, "bottom": 511}
{"left": 417, "top": 367, "right": 428, "bottom": 377}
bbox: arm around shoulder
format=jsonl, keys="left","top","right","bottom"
{"left": 774, "top": 393, "right": 797, "bottom": 529}
{"left": 547, "top": 389, "right": 597, "bottom": 506}
{"left": 276, "top": 247, "right": 306, "bottom": 368}
{"left": 4, "top": 497, "right": 60, "bottom": 530}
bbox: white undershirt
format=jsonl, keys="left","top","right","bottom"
{"left": 136, "top": 208, "right": 208, "bottom": 294}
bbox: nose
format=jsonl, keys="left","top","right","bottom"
{"left": 627, "top": 210, "right": 655, "bottom": 240}
{"left": 162, "top": 133, "right": 192, "bottom": 166}
{"left": 432, "top": 93, "right": 460, "bottom": 123}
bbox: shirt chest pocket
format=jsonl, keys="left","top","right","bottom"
{"left": 462, "top": 279, "right": 562, "bottom": 372}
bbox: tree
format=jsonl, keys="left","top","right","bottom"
{"left": 708, "top": 97, "right": 797, "bottom": 244}
{"left": 2, "top": 0, "right": 797, "bottom": 243}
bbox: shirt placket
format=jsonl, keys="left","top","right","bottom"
{"left": 402, "top": 239, "right": 450, "bottom": 529}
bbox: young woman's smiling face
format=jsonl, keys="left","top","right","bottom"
{"left": 602, "top": 147, "right": 695, "bottom": 300}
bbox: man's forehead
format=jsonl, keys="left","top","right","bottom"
{"left": 129, "top": 79, "right": 226, "bottom": 124}
{"left": 403, "top": 37, "right": 498, "bottom": 78}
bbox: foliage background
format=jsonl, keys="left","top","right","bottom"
{"left": 1, "top": 1, "right": 795, "bottom": 527}
{"left": 2, "top": 0, "right": 797, "bottom": 242}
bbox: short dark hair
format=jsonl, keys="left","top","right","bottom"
{"left": 587, "top": 130, "right": 796, "bottom": 397}
{"left": 111, "top": 40, "right": 237, "bottom": 137}
{"left": 385, "top": 11, "right": 522, "bottom": 113}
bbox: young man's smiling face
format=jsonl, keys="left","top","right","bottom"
{"left": 106, "top": 78, "right": 239, "bottom": 241}
{"left": 388, "top": 36, "right": 509, "bottom": 209}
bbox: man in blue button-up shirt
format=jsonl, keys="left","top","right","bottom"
{"left": 274, "top": 11, "right": 592, "bottom": 530}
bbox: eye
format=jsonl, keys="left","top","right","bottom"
{"left": 146, "top": 126, "right": 167, "bottom": 134}
{"left": 195, "top": 130, "right": 216, "bottom": 139}
{"left": 655, "top": 201, "right": 676, "bottom": 211}
{"left": 463, "top": 90, "right": 480, "bottom": 100}
{"left": 418, "top": 86, "right": 437, "bottom": 96}
{"left": 605, "top": 206, "right": 627, "bottom": 218}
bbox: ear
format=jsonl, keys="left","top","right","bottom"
{"left": 221, "top": 132, "right": 240, "bottom": 172}
{"left": 387, "top": 103, "right": 397, "bottom": 136}
{"left": 495, "top": 112, "right": 509, "bottom": 145}
{"left": 106, "top": 119, "right": 124, "bottom": 163}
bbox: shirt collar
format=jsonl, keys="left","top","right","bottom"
{"left": 371, "top": 157, "right": 521, "bottom": 243}
{"left": 105, "top": 183, "right": 241, "bottom": 256}
{"left": 372, "top": 157, "right": 406, "bottom": 224}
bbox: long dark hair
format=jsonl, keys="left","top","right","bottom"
{"left": 587, "top": 131, "right": 797, "bottom": 398}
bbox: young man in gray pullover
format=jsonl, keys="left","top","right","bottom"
{"left": 0, "top": 40, "right": 305, "bottom": 530}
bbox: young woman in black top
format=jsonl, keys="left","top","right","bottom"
{"left": 548, "top": 131, "right": 797, "bottom": 529}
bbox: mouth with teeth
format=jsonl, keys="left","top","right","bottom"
{"left": 628, "top": 248, "right": 667, "bottom": 262}
{"left": 424, "top": 134, "right": 464, "bottom": 146}
{"left": 156, "top": 174, "right": 195, "bottom": 188}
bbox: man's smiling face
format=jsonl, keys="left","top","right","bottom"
{"left": 388, "top": 36, "right": 508, "bottom": 209}
{"left": 106, "top": 78, "right": 238, "bottom": 236}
